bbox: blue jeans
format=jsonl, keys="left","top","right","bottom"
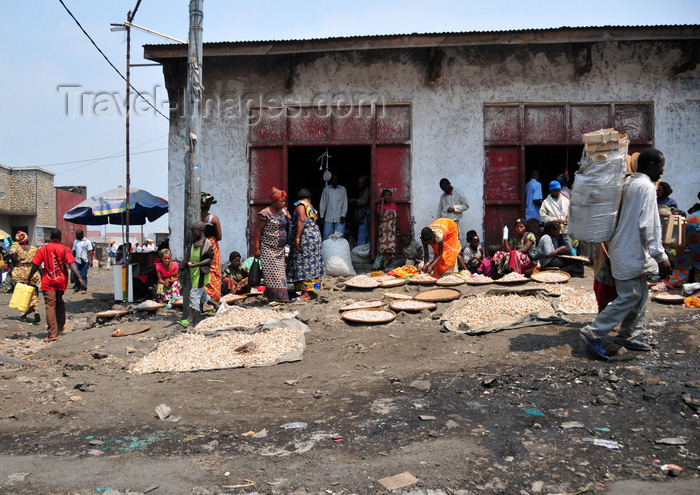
{"left": 323, "top": 221, "right": 346, "bottom": 240}
{"left": 76, "top": 260, "right": 89, "bottom": 289}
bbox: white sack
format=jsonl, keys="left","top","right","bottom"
{"left": 322, "top": 232, "right": 356, "bottom": 276}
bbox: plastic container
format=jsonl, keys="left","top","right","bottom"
{"left": 9, "top": 283, "right": 35, "bottom": 313}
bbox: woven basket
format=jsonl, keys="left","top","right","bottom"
{"left": 341, "top": 308, "right": 396, "bottom": 324}
{"left": 132, "top": 302, "right": 166, "bottom": 311}
{"left": 464, "top": 278, "right": 494, "bottom": 286}
{"left": 339, "top": 299, "right": 386, "bottom": 311}
{"left": 220, "top": 293, "right": 248, "bottom": 304}
{"left": 408, "top": 276, "right": 437, "bottom": 285}
{"left": 530, "top": 271, "right": 570, "bottom": 283}
{"left": 383, "top": 292, "right": 414, "bottom": 300}
{"left": 494, "top": 277, "right": 529, "bottom": 285}
{"left": 414, "top": 287, "right": 462, "bottom": 302}
{"left": 97, "top": 309, "right": 128, "bottom": 318}
{"left": 390, "top": 300, "right": 437, "bottom": 312}
{"left": 345, "top": 276, "right": 381, "bottom": 289}
{"left": 559, "top": 254, "right": 591, "bottom": 263}
{"left": 381, "top": 278, "right": 407, "bottom": 287}
{"left": 651, "top": 290, "right": 686, "bottom": 304}
{"left": 436, "top": 277, "right": 466, "bottom": 287}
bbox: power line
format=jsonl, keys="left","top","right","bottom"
{"left": 57, "top": 0, "right": 169, "bottom": 120}
{"left": 37, "top": 147, "right": 167, "bottom": 168}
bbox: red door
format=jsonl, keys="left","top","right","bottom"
{"left": 483, "top": 147, "right": 522, "bottom": 245}
{"left": 373, "top": 144, "right": 411, "bottom": 256}
{"left": 248, "top": 147, "right": 286, "bottom": 254}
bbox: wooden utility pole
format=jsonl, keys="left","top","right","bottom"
{"left": 183, "top": 0, "right": 203, "bottom": 315}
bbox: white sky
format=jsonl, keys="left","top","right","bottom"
{"left": 1, "top": 0, "right": 699, "bottom": 234}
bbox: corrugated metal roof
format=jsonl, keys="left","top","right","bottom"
{"left": 144, "top": 24, "right": 700, "bottom": 61}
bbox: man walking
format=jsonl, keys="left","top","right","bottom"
{"left": 525, "top": 171, "right": 543, "bottom": 237}
{"left": 319, "top": 175, "right": 348, "bottom": 240}
{"left": 28, "top": 229, "right": 84, "bottom": 341}
{"left": 580, "top": 148, "right": 671, "bottom": 360}
{"left": 72, "top": 229, "right": 92, "bottom": 294}
{"left": 437, "top": 178, "right": 469, "bottom": 229}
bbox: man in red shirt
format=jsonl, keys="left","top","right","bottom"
{"left": 28, "top": 229, "right": 84, "bottom": 341}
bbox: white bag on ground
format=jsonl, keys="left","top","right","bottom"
{"left": 323, "top": 232, "right": 356, "bottom": 276}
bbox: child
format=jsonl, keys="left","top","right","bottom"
{"left": 458, "top": 230, "right": 484, "bottom": 272}
{"left": 222, "top": 251, "right": 249, "bottom": 295}
{"left": 477, "top": 245, "right": 499, "bottom": 278}
{"left": 179, "top": 221, "right": 219, "bottom": 328}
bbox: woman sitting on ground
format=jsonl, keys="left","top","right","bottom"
{"left": 538, "top": 221, "right": 584, "bottom": 277}
{"left": 420, "top": 218, "right": 462, "bottom": 277}
{"left": 154, "top": 248, "right": 181, "bottom": 303}
{"left": 458, "top": 229, "right": 484, "bottom": 273}
{"left": 222, "top": 251, "right": 249, "bottom": 296}
{"left": 493, "top": 218, "right": 537, "bottom": 276}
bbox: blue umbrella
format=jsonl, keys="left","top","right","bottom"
{"left": 63, "top": 186, "right": 168, "bottom": 225}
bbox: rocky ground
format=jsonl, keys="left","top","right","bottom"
{"left": 0, "top": 264, "right": 698, "bottom": 495}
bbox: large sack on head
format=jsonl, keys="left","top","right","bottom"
{"left": 323, "top": 232, "right": 356, "bottom": 276}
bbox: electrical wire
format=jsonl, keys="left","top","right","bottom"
{"left": 55, "top": 148, "right": 167, "bottom": 175}
{"left": 57, "top": 0, "right": 169, "bottom": 120}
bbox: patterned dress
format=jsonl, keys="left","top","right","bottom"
{"left": 155, "top": 261, "right": 181, "bottom": 303}
{"left": 204, "top": 237, "right": 221, "bottom": 302}
{"left": 288, "top": 200, "right": 324, "bottom": 291}
{"left": 377, "top": 202, "right": 398, "bottom": 256}
{"left": 10, "top": 244, "right": 41, "bottom": 312}
{"left": 494, "top": 232, "right": 537, "bottom": 276}
{"left": 259, "top": 207, "right": 290, "bottom": 301}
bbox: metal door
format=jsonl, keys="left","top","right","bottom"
{"left": 483, "top": 147, "right": 521, "bottom": 245}
{"left": 248, "top": 146, "right": 285, "bottom": 253}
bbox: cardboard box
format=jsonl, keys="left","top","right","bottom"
{"left": 662, "top": 214, "right": 687, "bottom": 248}
{"left": 582, "top": 128, "right": 620, "bottom": 144}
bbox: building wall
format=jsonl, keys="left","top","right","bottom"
{"left": 56, "top": 187, "right": 87, "bottom": 247}
{"left": 0, "top": 165, "right": 57, "bottom": 245}
{"left": 165, "top": 39, "right": 700, "bottom": 258}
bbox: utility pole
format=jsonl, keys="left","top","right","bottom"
{"left": 183, "top": 0, "right": 204, "bottom": 315}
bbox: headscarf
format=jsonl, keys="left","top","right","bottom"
{"left": 201, "top": 192, "right": 217, "bottom": 206}
{"left": 15, "top": 231, "right": 29, "bottom": 245}
{"left": 270, "top": 187, "right": 287, "bottom": 202}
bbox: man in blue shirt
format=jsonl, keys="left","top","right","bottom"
{"left": 525, "top": 170, "right": 543, "bottom": 238}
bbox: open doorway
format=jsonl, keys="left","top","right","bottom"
{"left": 287, "top": 145, "right": 371, "bottom": 245}
{"left": 524, "top": 145, "right": 584, "bottom": 193}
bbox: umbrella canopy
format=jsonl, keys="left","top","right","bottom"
{"left": 63, "top": 186, "right": 168, "bottom": 225}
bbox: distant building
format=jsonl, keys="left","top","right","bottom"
{"left": 56, "top": 186, "right": 87, "bottom": 247}
{"left": 0, "top": 164, "right": 57, "bottom": 245}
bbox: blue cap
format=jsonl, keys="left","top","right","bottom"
{"left": 549, "top": 180, "right": 562, "bottom": 191}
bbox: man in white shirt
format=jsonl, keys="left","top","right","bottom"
{"left": 319, "top": 175, "right": 348, "bottom": 240}
{"left": 437, "top": 178, "right": 469, "bottom": 228}
{"left": 71, "top": 229, "right": 93, "bottom": 293}
{"left": 580, "top": 148, "right": 671, "bottom": 360}
{"left": 540, "top": 180, "right": 572, "bottom": 252}
{"left": 142, "top": 239, "right": 155, "bottom": 253}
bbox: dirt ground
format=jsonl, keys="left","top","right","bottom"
{"left": 0, "top": 263, "right": 698, "bottom": 495}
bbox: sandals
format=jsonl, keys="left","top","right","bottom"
{"left": 177, "top": 319, "right": 193, "bottom": 328}
{"left": 43, "top": 336, "right": 57, "bottom": 342}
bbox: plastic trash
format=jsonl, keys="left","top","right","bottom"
{"left": 284, "top": 422, "right": 307, "bottom": 429}
{"left": 659, "top": 464, "right": 683, "bottom": 476}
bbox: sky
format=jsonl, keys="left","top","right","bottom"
{"left": 1, "top": 0, "right": 699, "bottom": 236}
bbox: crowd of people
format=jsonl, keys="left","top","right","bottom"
{"left": 3, "top": 153, "right": 698, "bottom": 356}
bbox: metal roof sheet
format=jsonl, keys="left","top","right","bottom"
{"left": 144, "top": 24, "right": 700, "bottom": 61}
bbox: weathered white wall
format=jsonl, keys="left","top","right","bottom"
{"left": 167, "top": 40, "right": 700, "bottom": 259}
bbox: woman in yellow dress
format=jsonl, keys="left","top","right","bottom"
{"left": 9, "top": 231, "right": 41, "bottom": 323}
